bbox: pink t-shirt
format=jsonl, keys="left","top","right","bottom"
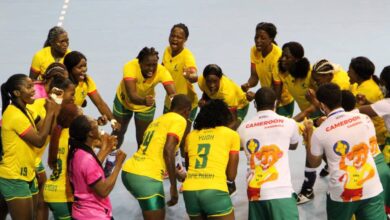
{"left": 70, "top": 149, "right": 112, "bottom": 220}
{"left": 33, "top": 81, "right": 48, "bottom": 99}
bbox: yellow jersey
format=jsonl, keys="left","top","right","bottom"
{"left": 122, "top": 112, "right": 186, "bottom": 181}
{"left": 280, "top": 69, "right": 313, "bottom": 111}
{"left": 331, "top": 65, "right": 350, "bottom": 90}
{"left": 183, "top": 126, "right": 240, "bottom": 192}
{"left": 115, "top": 59, "right": 174, "bottom": 112}
{"left": 43, "top": 129, "right": 73, "bottom": 203}
{"left": 27, "top": 98, "right": 50, "bottom": 167}
{"left": 162, "top": 47, "right": 198, "bottom": 110}
{"left": 198, "top": 75, "right": 249, "bottom": 110}
{"left": 74, "top": 75, "right": 97, "bottom": 107}
{"left": 0, "top": 105, "right": 37, "bottom": 181}
{"left": 250, "top": 45, "right": 293, "bottom": 106}
{"left": 350, "top": 78, "right": 386, "bottom": 145}
{"left": 30, "top": 47, "right": 71, "bottom": 80}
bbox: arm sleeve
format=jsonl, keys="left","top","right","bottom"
{"left": 167, "top": 117, "right": 187, "bottom": 143}
{"left": 184, "top": 50, "right": 197, "bottom": 70}
{"left": 290, "top": 120, "right": 300, "bottom": 144}
{"left": 230, "top": 131, "right": 241, "bottom": 153}
{"left": 86, "top": 76, "right": 97, "bottom": 95}
{"left": 371, "top": 99, "right": 390, "bottom": 117}
{"left": 310, "top": 131, "right": 323, "bottom": 157}
{"left": 82, "top": 155, "right": 104, "bottom": 186}
{"left": 30, "top": 52, "right": 41, "bottom": 74}
{"left": 158, "top": 65, "right": 174, "bottom": 85}
{"left": 197, "top": 75, "right": 206, "bottom": 92}
{"left": 14, "top": 111, "right": 34, "bottom": 137}
{"left": 123, "top": 61, "right": 137, "bottom": 81}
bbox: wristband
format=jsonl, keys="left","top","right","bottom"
{"left": 111, "top": 119, "right": 118, "bottom": 127}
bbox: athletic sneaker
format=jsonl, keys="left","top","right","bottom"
{"left": 319, "top": 165, "right": 329, "bottom": 177}
{"left": 297, "top": 188, "right": 314, "bottom": 205}
{"left": 104, "top": 160, "right": 115, "bottom": 177}
{"left": 227, "top": 181, "right": 237, "bottom": 197}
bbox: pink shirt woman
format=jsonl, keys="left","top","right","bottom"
{"left": 70, "top": 149, "right": 112, "bottom": 220}
{"left": 67, "top": 115, "right": 126, "bottom": 220}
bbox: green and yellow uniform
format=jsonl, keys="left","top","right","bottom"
{"left": 183, "top": 126, "right": 240, "bottom": 217}
{"left": 122, "top": 112, "right": 186, "bottom": 210}
{"left": 162, "top": 46, "right": 198, "bottom": 120}
{"left": 250, "top": 44, "right": 294, "bottom": 116}
{"left": 0, "top": 105, "right": 38, "bottom": 201}
{"left": 43, "top": 128, "right": 73, "bottom": 219}
{"left": 114, "top": 59, "right": 173, "bottom": 121}
{"left": 27, "top": 98, "right": 50, "bottom": 173}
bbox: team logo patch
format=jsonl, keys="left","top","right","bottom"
{"left": 246, "top": 139, "right": 260, "bottom": 154}
{"left": 333, "top": 140, "right": 350, "bottom": 156}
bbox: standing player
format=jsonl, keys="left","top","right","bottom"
{"left": 63, "top": 51, "right": 118, "bottom": 130}
{"left": 359, "top": 65, "right": 390, "bottom": 166}
{"left": 121, "top": 95, "right": 191, "bottom": 220}
{"left": 241, "top": 22, "right": 294, "bottom": 117}
{"left": 43, "top": 103, "right": 81, "bottom": 220}
{"left": 198, "top": 64, "right": 249, "bottom": 130}
{"left": 303, "top": 83, "right": 386, "bottom": 220}
{"left": 238, "top": 87, "right": 299, "bottom": 220}
{"left": 107, "top": 47, "right": 176, "bottom": 175}
{"left": 30, "top": 26, "right": 71, "bottom": 80}
{"left": 293, "top": 59, "right": 351, "bottom": 178}
{"left": 278, "top": 41, "right": 319, "bottom": 203}
{"left": 182, "top": 99, "right": 239, "bottom": 220}
{"left": 348, "top": 57, "right": 387, "bottom": 154}
{"left": 162, "top": 23, "right": 198, "bottom": 163}
{"left": 0, "top": 74, "right": 56, "bottom": 219}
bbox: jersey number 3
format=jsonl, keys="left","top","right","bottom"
{"left": 195, "top": 144, "right": 211, "bottom": 169}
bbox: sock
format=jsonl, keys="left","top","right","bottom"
{"left": 302, "top": 167, "right": 317, "bottom": 191}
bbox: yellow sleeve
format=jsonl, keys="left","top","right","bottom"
{"left": 157, "top": 65, "right": 174, "bottom": 85}
{"left": 184, "top": 50, "right": 197, "bottom": 70}
{"left": 198, "top": 75, "right": 206, "bottom": 92}
{"left": 30, "top": 51, "right": 42, "bottom": 74}
{"left": 123, "top": 60, "right": 138, "bottom": 81}
{"left": 12, "top": 109, "right": 34, "bottom": 137}
{"left": 250, "top": 46, "right": 256, "bottom": 64}
{"left": 86, "top": 76, "right": 97, "bottom": 94}
{"left": 230, "top": 131, "right": 241, "bottom": 153}
{"left": 272, "top": 63, "right": 281, "bottom": 84}
{"left": 167, "top": 115, "right": 186, "bottom": 143}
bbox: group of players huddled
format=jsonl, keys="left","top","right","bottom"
{"left": 0, "top": 22, "right": 389, "bottom": 220}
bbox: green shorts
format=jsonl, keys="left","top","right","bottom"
{"left": 113, "top": 95, "right": 155, "bottom": 121}
{"left": 374, "top": 153, "right": 390, "bottom": 209}
{"left": 183, "top": 190, "right": 233, "bottom": 218}
{"left": 326, "top": 193, "right": 386, "bottom": 220}
{"left": 36, "top": 160, "right": 45, "bottom": 174}
{"left": 237, "top": 104, "right": 249, "bottom": 122}
{"left": 121, "top": 171, "right": 164, "bottom": 211}
{"left": 276, "top": 101, "right": 295, "bottom": 118}
{"left": 0, "top": 177, "right": 38, "bottom": 201}
{"left": 164, "top": 106, "right": 198, "bottom": 122}
{"left": 248, "top": 194, "right": 299, "bottom": 220}
{"left": 47, "top": 202, "right": 72, "bottom": 220}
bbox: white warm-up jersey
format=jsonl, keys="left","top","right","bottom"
{"left": 371, "top": 98, "right": 390, "bottom": 130}
{"left": 310, "top": 108, "right": 383, "bottom": 202}
{"left": 238, "top": 110, "right": 300, "bottom": 201}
